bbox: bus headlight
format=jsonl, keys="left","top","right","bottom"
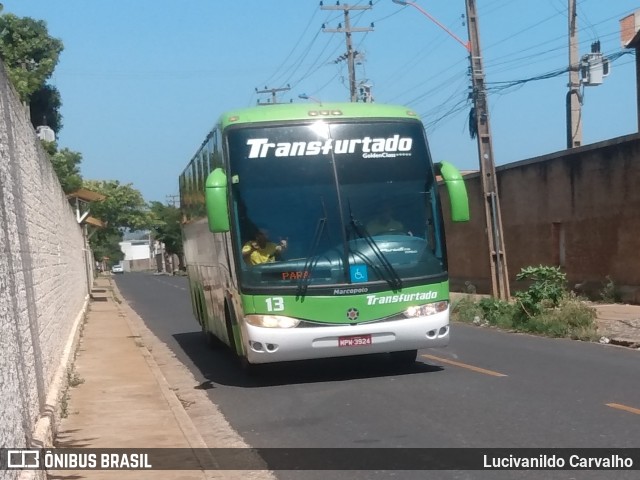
{"left": 246, "top": 315, "right": 300, "bottom": 328}
{"left": 404, "top": 301, "right": 449, "bottom": 318}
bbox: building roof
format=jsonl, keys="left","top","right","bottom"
{"left": 67, "top": 188, "right": 106, "bottom": 202}
{"left": 84, "top": 216, "right": 105, "bottom": 228}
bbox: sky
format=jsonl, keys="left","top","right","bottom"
{"left": 2, "top": 0, "right": 639, "bottom": 203}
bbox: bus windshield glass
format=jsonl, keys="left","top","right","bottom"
{"left": 227, "top": 119, "right": 446, "bottom": 293}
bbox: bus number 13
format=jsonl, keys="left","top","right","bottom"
{"left": 265, "top": 297, "right": 284, "bottom": 312}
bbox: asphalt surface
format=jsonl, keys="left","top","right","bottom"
{"left": 114, "top": 272, "right": 640, "bottom": 480}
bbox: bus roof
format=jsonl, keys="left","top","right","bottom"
{"left": 219, "top": 102, "right": 420, "bottom": 130}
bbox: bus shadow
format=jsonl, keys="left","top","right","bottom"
{"left": 172, "top": 331, "right": 444, "bottom": 388}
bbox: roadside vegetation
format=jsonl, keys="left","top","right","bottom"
{"left": 599, "top": 275, "right": 623, "bottom": 304}
{"left": 0, "top": 8, "right": 185, "bottom": 269}
{"left": 452, "top": 265, "right": 599, "bottom": 341}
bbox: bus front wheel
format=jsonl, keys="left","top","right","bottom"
{"left": 239, "top": 355, "right": 261, "bottom": 376}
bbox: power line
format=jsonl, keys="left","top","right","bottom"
{"left": 260, "top": 8, "right": 320, "bottom": 88}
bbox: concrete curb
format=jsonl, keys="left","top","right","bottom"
{"left": 108, "top": 278, "right": 221, "bottom": 478}
{"left": 110, "top": 276, "right": 275, "bottom": 479}
{"left": 20, "top": 294, "right": 91, "bottom": 480}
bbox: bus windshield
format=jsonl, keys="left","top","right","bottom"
{"left": 227, "top": 119, "right": 446, "bottom": 293}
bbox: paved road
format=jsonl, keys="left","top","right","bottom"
{"left": 114, "top": 272, "right": 640, "bottom": 480}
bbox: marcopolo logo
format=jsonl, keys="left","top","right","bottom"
{"left": 246, "top": 135, "right": 413, "bottom": 159}
{"left": 333, "top": 287, "right": 369, "bottom": 295}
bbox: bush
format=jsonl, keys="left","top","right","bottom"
{"left": 600, "top": 276, "right": 622, "bottom": 304}
{"left": 451, "top": 297, "right": 515, "bottom": 329}
{"left": 452, "top": 265, "right": 599, "bottom": 342}
{"left": 532, "top": 293, "right": 598, "bottom": 340}
{"left": 451, "top": 297, "right": 483, "bottom": 323}
{"left": 478, "top": 297, "right": 516, "bottom": 329}
{"left": 514, "top": 265, "right": 567, "bottom": 318}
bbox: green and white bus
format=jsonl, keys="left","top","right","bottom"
{"left": 179, "top": 102, "right": 469, "bottom": 368}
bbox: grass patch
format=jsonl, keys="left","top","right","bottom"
{"left": 60, "top": 367, "right": 85, "bottom": 418}
{"left": 67, "top": 368, "right": 85, "bottom": 387}
{"left": 60, "top": 390, "right": 70, "bottom": 418}
{"left": 600, "top": 276, "right": 622, "bottom": 304}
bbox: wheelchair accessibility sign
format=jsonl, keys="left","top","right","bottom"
{"left": 350, "top": 265, "right": 368, "bottom": 283}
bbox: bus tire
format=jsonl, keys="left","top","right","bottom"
{"left": 389, "top": 349, "right": 417, "bottom": 365}
{"left": 239, "top": 355, "right": 261, "bottom": 376}
{"left": 194, "top": 289, "right": 206, "bottom": 327}
{"left": 224, "top": 302, "right": 239, "bottom": 355}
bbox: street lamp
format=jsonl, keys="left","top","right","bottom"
{"left": 298, "top": 93, "right": 323, "bottom": 105}
{"left": 392, "top": 0, "right": 470, "bottom": 52}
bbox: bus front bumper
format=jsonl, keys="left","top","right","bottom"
{"left": 241, "top": 310, "right": 449, "bottom": 364}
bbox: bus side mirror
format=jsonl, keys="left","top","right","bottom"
{"left": 436, "top": 161, "right": 470, "bottom": 222}
{"left": 205, "top": 168, "right": 230, "bottom": 232}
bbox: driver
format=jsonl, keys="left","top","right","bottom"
{"left": 366, "top": 205, "right": 404, "bottom": 235}
{"left": 242, "top": 228, "right": 288, "bottom": 265}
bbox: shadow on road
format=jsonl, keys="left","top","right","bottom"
{"left": 173, "top": 331, "right": 444, "bottom": 388}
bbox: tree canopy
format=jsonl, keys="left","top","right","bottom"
{"left": 0, "top": 12, "right": 64, "bottom": 133}
{"left": 149, "top": 201, "right": 184, "bottom": 269}
{"left": 82, "top": 180, "right": 151, "bottom": 263}
{"left": 30, "top": 83, "right": 63, "bottom": 132}
{"left": 83, "top": 180, "right": 150, "bottom": 231}
{"left": 0, "top": 13, "right": 63, "bottom": 101}
{"left": 42, "top": 142, "right": 83, "bottom": 194}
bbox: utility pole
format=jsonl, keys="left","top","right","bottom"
{"left": 256, "top": 85, "right": 291, "bottom": 105}
{"left": 321, "top": 2, "right": 373, "bottom": 102}
{"left": 358, "top": 81, "right": 373, "bottom": 103}
{"left": 466, "top": 0, "right": 510, "bottom": 300}
{"left": 567, "top": 0, "right": 582, "bottom": 148}
{"left": 166, "top": 194, "right": 180, "bottom": 207}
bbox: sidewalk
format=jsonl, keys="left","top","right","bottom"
{"left": 592, "top": 303, "right": 640, "bottom": 348}
{"left": 50, "top": 276, "right": 220, "bottom": 479}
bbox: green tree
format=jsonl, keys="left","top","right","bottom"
{"left": 83, "top": 180, "right": 150, "bottom": 230}
{"left": 45, "top": 144, "right": 83, "bottom": 193}
{"left": 82, "top": 180, "right": 151, "bottom": 263}
{"left": 0, "top": 12, "right": 64, "bottom": 131}
{"left": 30, "top": 83, "right": 63, "bottom": 133}
{"left": 149, "top": 201, "right": 184, "bottom": 270}
{"left": 0, "top": 13, "right": 63, "bottom": 100}
{"left": 91, "top": 229, "right": 126, "bottom": 266}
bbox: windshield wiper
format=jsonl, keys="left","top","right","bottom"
{"left": 296, "top": 202, "right": 329, "bottom": 299}
{"left": 348, "top": 214, "right": 403, "bottom": 291}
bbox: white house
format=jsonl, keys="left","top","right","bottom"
{"left": 119, "top": 231, "right": 153, "bottom": 271}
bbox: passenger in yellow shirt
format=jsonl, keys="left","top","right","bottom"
{"left": 366, "top": 205, "right": 404, "bottom": 235}
{"left": 242, "top": 228, "right": 288, "bottom": 265}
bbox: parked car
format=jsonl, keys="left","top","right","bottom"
{"left": 111, "top": 264, "right": 124, "bottom": 274}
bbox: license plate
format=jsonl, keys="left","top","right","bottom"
{"left": 338, "top": 334, "right": 372, "bottom": 347}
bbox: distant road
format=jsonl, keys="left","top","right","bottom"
{"left": 114, "top": 272, "right": 640, "bottom": 480}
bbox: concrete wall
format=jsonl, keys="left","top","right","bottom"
{"left": 0, "top": 62, "right": 91, "bottom": 464}
{"left": 444, "top": 134, "right": 640, "bottom": 301}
